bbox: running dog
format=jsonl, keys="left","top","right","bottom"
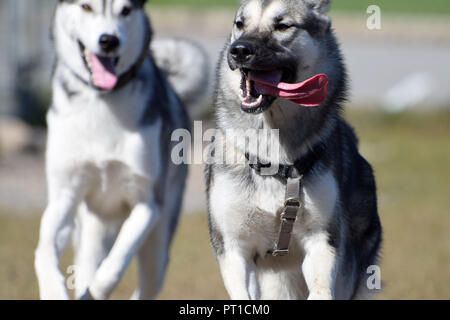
{"left": 35, "top": 0, "right": 208, "bottom": 300}
{"left": 206, "top": 0, "right": 382, "bottom": 300}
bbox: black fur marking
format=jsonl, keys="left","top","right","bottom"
{"left": 130, "top": 0, "right": 148, "bottom": 8}
{"left": 140, "top": 58, "right": 191, "bottom": 245}
{"left": 298, "top": 13, "right": 330, "bottom": 37}
{"left": 205, "top": 164, "right": 225, "bottom": 257}
{"left": 319, "top": 119, "right": 382, "bottom": 296}
{"left": 140, "top": 60, "right": 174, "bottom": 127}
{"left": 228, "top": 32, "right": 298, "bottom": 82}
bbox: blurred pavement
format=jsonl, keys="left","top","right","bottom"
{"left": 1, "top": 8, "right": 450, "bottom": 214}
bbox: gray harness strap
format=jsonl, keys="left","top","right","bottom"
{"left": 271, "top": 176, "right": 304, "bottom": 256}
{"left": 245, "top": 143, "right": 326, "bottom": 257}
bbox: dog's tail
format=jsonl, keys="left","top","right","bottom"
{"left": 151, "top": 38, "right": 210, "bottom": 118}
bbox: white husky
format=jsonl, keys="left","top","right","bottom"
{"left": 34, "top": 0, "right": 208, "bottom": 300}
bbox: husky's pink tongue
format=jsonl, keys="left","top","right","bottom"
{"left": 249, "top": 71, "right": 328, "bottom": 107}
{"left": 90, "top": 53, "right": 118, "bottom": 90}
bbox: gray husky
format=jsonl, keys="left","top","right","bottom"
{"left": 206, "top": 0, "right": 382, "bottom": 300}
{"left": 35, "top": 0, "right": 207, "bottom": 300}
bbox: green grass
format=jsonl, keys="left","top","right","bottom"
{"left": 149, "top": 0, "right": 450, "bottom": 15}
{"left": 1, "top": 109, "right": 450, "bottom": 300}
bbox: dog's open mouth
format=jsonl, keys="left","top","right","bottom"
{"left": 239, "top": 68, "right": 329, "bottom": 113}
{"left": 239, "top": 69, "right": 276, "bottom": 113}
{"left": 78, "top": 41, "right": 120, "bottom": 90}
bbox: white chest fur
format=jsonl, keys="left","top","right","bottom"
{"left": 210, "top": 167, "right": 338, "bottom": 255}
{"left": 46, "top": 76, "right": 162, "bottom": 215}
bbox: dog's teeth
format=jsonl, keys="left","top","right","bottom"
{"left": 256, "top": 94, "right": 263, "bottom": 104}
{"left": 246, "top": 78, "right": 251, "bottom": 94}
{"left": 242, "top": 95, "right": 264, "bottom": 109}
{"left": 84, "top": 49, "right": 92, "bottom": 68}
{"left": 84, "top": 48, "right": 89, "bottom": 58}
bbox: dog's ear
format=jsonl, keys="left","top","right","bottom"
{"left": 309, "top": 0, "right": 331, "bottom": 15}
{"left": 305, "top": 0, "right": 331, "bottom": 34}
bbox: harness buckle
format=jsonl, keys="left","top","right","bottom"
{"left": 271, "top": 249, "right": 289, "bottom": 257}
{"left": 284, "top": 198, "right": 302, "bottom": 208}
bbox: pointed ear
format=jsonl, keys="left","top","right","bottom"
{"left": 305, "top": 0, "right": 332, "bottom": 34}
{"left": 313, "top": 0, "right": 331, "bottom": 15}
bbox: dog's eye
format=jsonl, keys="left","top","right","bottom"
{"left": 121, "top": 6, "right": 132, "bottom": 17}
{"left": 81, "top": 3, "right": 93, "bottom": 13}
{"left": 274, "top": 23, "right": 292, "bottom": 31}
{"left": 235, "top": 21, "right": 245, "bottom": 30}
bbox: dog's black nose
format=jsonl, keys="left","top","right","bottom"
{"left": 99, "top": 34, "right": 120, "bottom": 53}
{"left": 230, "top": 41, "right": 255, "bottom": 64}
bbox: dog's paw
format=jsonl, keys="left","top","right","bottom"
{"left": 40, "top": 285, "right": 70, "bottom": 300}
{"left": 307, "top": 290, "right": 333, "bottom": 300}
{"left": 78, "top": 289, "right": 95, "bottom": 300}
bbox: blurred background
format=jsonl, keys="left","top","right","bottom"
{"left": 0, "top": 0, "right": 449, "bottom": 300}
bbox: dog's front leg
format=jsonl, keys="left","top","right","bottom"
{"left": 83, "top": 202, "right": 160, "bottom": 300}
{"left": 302, "top": 232, "right": 337, "bottom": 300}
{"left": 218, "top": 249, "right": 260, "bottom": 300}
{"left": 35, "top": 189, "right": 81, "bottom": 300}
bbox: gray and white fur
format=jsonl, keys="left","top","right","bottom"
{"left": 35, "top": 0, "right": 207, "bottom": 300}
{"left": 206, "top": 0, "right": 382, "bottom": 300}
